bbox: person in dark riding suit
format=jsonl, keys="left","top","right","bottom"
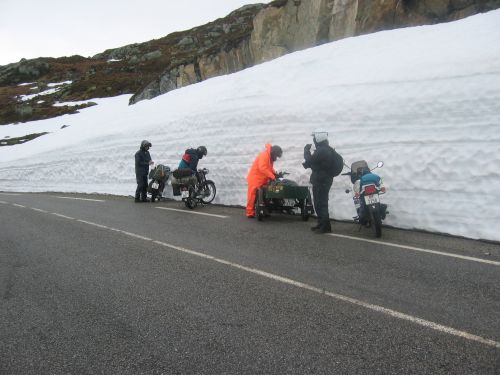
{"left": 303, "top": 131, "right": 336, "bottom": 234}
{"left": 135, "top": 140, "right": 153, "bottom": 202}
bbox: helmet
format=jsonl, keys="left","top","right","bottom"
{"left": 312, "top": 129, "right": 328, "bottom": 144}
{"left": 271, "top": 145, "right": 282, "bottom": 158}
{"left": 140, "top": 140, "right": 152, "bottom": 149}
{"left": 271, "top": 145, "right": 282, "bottom": 161}
{"left": 197, "top": 146, "right": 207, "bottom": 158}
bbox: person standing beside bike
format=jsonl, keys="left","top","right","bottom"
{"left": 246, "top": 144, "right": 282, "bottom": 218}
{"left": 135, "top": 140, "right": 154, "bottom": 202}
{"left": 303, "top": 130, "right": 342, "bottom": 233}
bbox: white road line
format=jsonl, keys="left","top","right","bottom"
{"left": 151, "top": 240, "right": 500, "bottom": 349}
{"left": 51, "top": 213, "right": 75, "bottom": 220}
{"left": 0, "top": 193, "right": 22, "bottom": 196}
{"left": 6, "top": 206, "right": 500, "bottom": 348}
{"left": 119, "top": 230, "right": 153, "bottom": 241}
{"left": 328, "top": 233, "right": 500, "bottom": 267}
{"left": 77, "top": 219, "right": 110, "bottom": 229}
{"left": 12, "top": 204, "right": 26, "bottom": 208}
{"left": 0, "top": 200, "right": 8, "bottom": 204}
{"left": 31, "top": 207, "right": 48, "bottom": 213}
{"left": 55, "top": 196, "right": 105, "bottom": 202}
{"left": 155, "top": 207, "right": 228, "bottom": 218}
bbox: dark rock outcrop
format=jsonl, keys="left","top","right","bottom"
{"left": 128, "top": 0, "right": 500, "bottom": 104}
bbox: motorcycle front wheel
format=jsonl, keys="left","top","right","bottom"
{"left": 255, "top": 188, "right": 265, "bottom": 221}
{"left": 300, "top": 199, "right": 309, "bottom": 221}
{"left": 200, "top": 180, "right": 216, "bottom": 204}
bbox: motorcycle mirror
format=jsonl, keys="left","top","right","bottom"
{"left": 377, "top": 161, "right": 384, "bottom": 168}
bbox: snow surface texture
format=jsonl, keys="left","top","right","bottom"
{"left": 1, "top": 11, "right": 500, "bottom": 241}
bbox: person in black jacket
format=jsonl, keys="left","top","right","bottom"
{"left": 135, "top": 140, "right": 153, "bottom": 202}
{"left": 303, "top": 131, "right": 335, "bottom": 233}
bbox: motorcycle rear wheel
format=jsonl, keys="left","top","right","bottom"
{"left": 185, "top": 186, "right": 197, "bottom": 209}
{"left": 371, "top": 209, "right": 382, "bottom": 238}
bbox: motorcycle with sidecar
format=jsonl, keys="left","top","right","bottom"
{"left": 255, "top": 172, "right": 314, "bottom": 221}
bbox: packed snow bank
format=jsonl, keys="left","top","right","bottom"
{"left": 1, "top": 10, "right": 500, "bottom": 241}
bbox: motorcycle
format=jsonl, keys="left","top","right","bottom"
{"left": 147, "top": 164, "right": 171, "bottom": 202}
{"left": 171, "top": 168, "right": 216, "bottom": 209}
{"left": 342, "top": 160, "right": 388, "bottom": 238}
{"left": 255, "top": 171, "right": 314, "bottom": 221}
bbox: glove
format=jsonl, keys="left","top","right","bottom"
{"left": 304, "top": 144, "right": 312, "bottom": 151}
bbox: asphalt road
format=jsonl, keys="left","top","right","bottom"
{"left": 1, "top": 192, "right": 499, "bottom": 374}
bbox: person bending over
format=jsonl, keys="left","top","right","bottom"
{"left": 246, "top": 144, "right": 282, "bottom": 218}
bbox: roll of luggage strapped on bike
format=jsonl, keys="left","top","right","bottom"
{"left": 172, "top": 168, "right": 193, "bottom": 179}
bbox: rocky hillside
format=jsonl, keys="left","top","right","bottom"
{"left": 1, "top": 0, "right": 499, "bottom": 127}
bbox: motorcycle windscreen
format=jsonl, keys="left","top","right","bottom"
{"left": 351, "top": 160, "right": 368, "bottom": 172}
{"left": 350, "top": 160, "right": 369, "bottom": 183}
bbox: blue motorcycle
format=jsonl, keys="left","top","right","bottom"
{"left": 342, "top": 160, "right": 388, "bottom": 238}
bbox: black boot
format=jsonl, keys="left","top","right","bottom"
{"left": 140, "top": 191, "right": 149, "bottom": 202}
{"left": 310, "top": 223, "right": 321, "bottom": 231}
{"left": 314, "top": 226, "right": 332, "bottom": 234}
{"left": 314, "top": 220, "right": 332, "bottom": 234}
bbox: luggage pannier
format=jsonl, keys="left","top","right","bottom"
{"left": 170, "top": 173, "right": 197, "bottom": 196}
{"left": 149, "top": 164, "right": 170, "bottom": 180}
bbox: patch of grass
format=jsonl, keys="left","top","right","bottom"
{"left": 0, "top": 3, "right": 269, "bottom": 124}
{"left": 0, "top": 132, "right": 49, "bottom": 146}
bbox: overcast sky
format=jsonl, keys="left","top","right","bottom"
{"left": 0, "top": 0, "right": 272, "bottom": 66}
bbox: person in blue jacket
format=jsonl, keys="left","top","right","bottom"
{"left": 178, "top": 146, "right": 207, "bottom": 174}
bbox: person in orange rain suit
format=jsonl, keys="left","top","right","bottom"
{"left": 246, "top": 144, "right": 283, "bottom": 218}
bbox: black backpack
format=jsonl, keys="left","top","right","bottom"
{"left": 329, "top": 148, "right": 344, "bottom": 177}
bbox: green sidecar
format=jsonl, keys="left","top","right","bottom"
{"left": 255, "top": 174, "right": 314, "bottom": 221}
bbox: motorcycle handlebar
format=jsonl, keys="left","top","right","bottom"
{"left": 276, "top": 171, "right": 289, "bottom": 178}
